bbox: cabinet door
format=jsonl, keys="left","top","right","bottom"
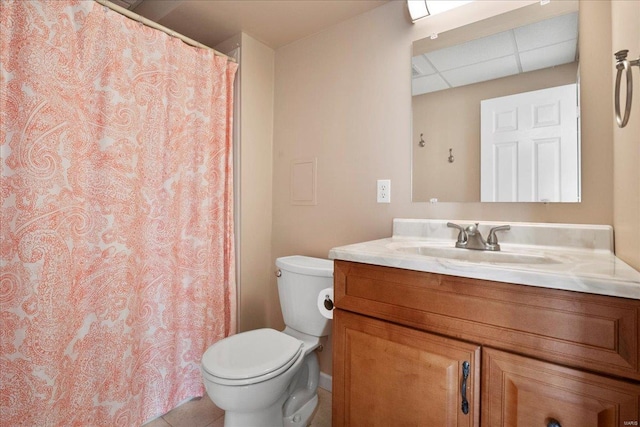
{"left": 333, "top": 309, "right": 481, "bottom": 427}
{"left": 482, "top": 348, "right": 640, "bottom": 427}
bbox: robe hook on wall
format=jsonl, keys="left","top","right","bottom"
{"left": 448, "top": 148, "right": 454, "bottom": 163}
{"left": 418, "top": 133, "right": 425, "bottom": 147}
{"left": 614, "top": 49, "right": 640, "bottom": 128}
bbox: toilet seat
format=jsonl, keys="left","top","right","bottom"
{"left": 201, "top": 328, "right": 303, "bottom": 386}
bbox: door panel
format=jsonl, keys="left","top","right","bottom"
{"left": 481, "top": 83, "right": 579, "bottom": 202}
{"left": 333, "top": 310, "right": 481, "bottom": 427}
{"left": 482, "top": 348, "right": 640, "bottom": 427}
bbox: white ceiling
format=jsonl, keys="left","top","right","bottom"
{"left": 412, "top": 12, "right": 579, "bottom": 96}
{"left": 129, "top": 0, "right": 389, "bottom": 50}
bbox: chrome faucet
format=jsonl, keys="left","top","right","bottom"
{"left": 447, "top": 222, "right": 510, "bottom": 251}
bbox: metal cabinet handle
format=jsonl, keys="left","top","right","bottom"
{"left": 461, "top": 361, "right": 470, "bottom": 415}
{"left": 547, "top": 419, "right": 562, "bottom": 427}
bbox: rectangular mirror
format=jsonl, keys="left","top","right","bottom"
{"left": 411, "top": 1, "right": 580, "bottom": 203}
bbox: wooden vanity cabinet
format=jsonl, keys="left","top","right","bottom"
{"left": 332, "top": 260, "right": 640, "bottom": 427}
{"left": 333, "top": 309, "right": 480, "bottom": 427}
{"left": 483, "top": 348, "right": 640, "bottom": 427}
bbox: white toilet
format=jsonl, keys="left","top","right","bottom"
{"left": 201, "top": 255, "right": 333, "bottom": 427}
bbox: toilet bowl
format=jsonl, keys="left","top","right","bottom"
{"left": 201, "top": 256, "right": 333, "bottom": 427}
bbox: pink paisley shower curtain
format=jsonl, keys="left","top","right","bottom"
{"left": 0, "top": 1, "right": 237, "bottom": 425}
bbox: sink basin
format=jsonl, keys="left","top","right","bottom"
{"left": 388, "top": 242, "right": 562, "bottom": 265}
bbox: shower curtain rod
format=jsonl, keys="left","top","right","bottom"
{"left": 94, "top": 0, "right": 236, "bottom": 62}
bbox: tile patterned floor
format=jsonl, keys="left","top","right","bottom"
{"left": 142, "top": 387, "right": 331, "bottom": 427}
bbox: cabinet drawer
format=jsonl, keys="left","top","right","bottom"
{"left": 334, "top": 260, "right": 640, "bottom": 381}
{"left": 482, "top": 348, "right": 640, "bottom": 427}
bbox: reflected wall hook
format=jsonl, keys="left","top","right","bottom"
{"left": 614, "top": 49, "right": 640, "bottom": 128}
{"left": 419, "top": 133, "right": 425, "bottom": 147}
{"left": 448, "top": 148, "right": 454, "bottom": 163}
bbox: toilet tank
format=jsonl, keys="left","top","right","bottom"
{"left": 275, "top": 256, "right": 333, "bottom": 337}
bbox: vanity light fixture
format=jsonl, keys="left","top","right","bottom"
{"left": 407, "top": 0, "right": 473, "bottom": 23}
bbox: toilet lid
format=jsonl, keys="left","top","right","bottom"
{"left": 201, "top": 328, "right": 303, "bottom": 380}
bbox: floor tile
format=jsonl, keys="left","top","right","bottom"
{"left": 162, "top": 395, "right": 224, "bottom": 427}
{"left": 310, "top": 388, "right": 332, "bottom": 427}
{"left": 142, "top": 416, "right": 172, "bottom": 427}
{"left": 209, "top": 416, "right": 225, "bottom": 427}
{"left": 145, "top": 388, "right": 332, "bottom": 427}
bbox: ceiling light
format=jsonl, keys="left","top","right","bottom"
{"left": 407, "top": 0, "right": 473, "bottom": 23}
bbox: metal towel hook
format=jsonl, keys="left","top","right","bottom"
{"left": 614, "top": 49, "right": 640, "bottom": 128}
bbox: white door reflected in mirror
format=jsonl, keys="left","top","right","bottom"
{"left": 480, "top": 84, "right": 580, "bottom": 202}
{"left": 410, "top": 1, "right": 581, "bottom": 203}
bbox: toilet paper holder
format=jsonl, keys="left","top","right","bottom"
{"left": 323, "top": 294, "right": 334, "bottom": 311}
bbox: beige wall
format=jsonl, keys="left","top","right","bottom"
{"left": 273, "top": 0, "right": 613, "bottom": 264}
{"left": 272, "top": 0, "right": 620, "bottom": 374}
{"left": 213, "top": 0, "right": 634, "bottom": 376}
{"left": 412, "top": 62, "right": 578, "bottom": 202}
{"left": 612, "top": 0, "right": 640, "bottom": 270}
{"left": 218, "top": 33, "right": 277, "bottom": 333}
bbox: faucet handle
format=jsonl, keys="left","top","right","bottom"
{"left": 447, "top": 222, "right": 468, "bottom": 246}
{"left": 487, "top": 225, "right": 510, "bottom": 246}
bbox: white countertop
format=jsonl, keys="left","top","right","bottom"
{"left": 328, "top": 219, "right": 640, "bottom": 300}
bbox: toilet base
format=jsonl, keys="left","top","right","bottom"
{"left": 284, "top": 394, "right": 318, "bottom": 427}
{"left": 221, "top": 392, "right": 319, "bottom": 427}
{"left": 223, "top": 393, "right": 288, "bottom": 427}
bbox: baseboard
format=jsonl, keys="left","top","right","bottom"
{"left": 319, "top": 372, "right": 332, "bottom": 392}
